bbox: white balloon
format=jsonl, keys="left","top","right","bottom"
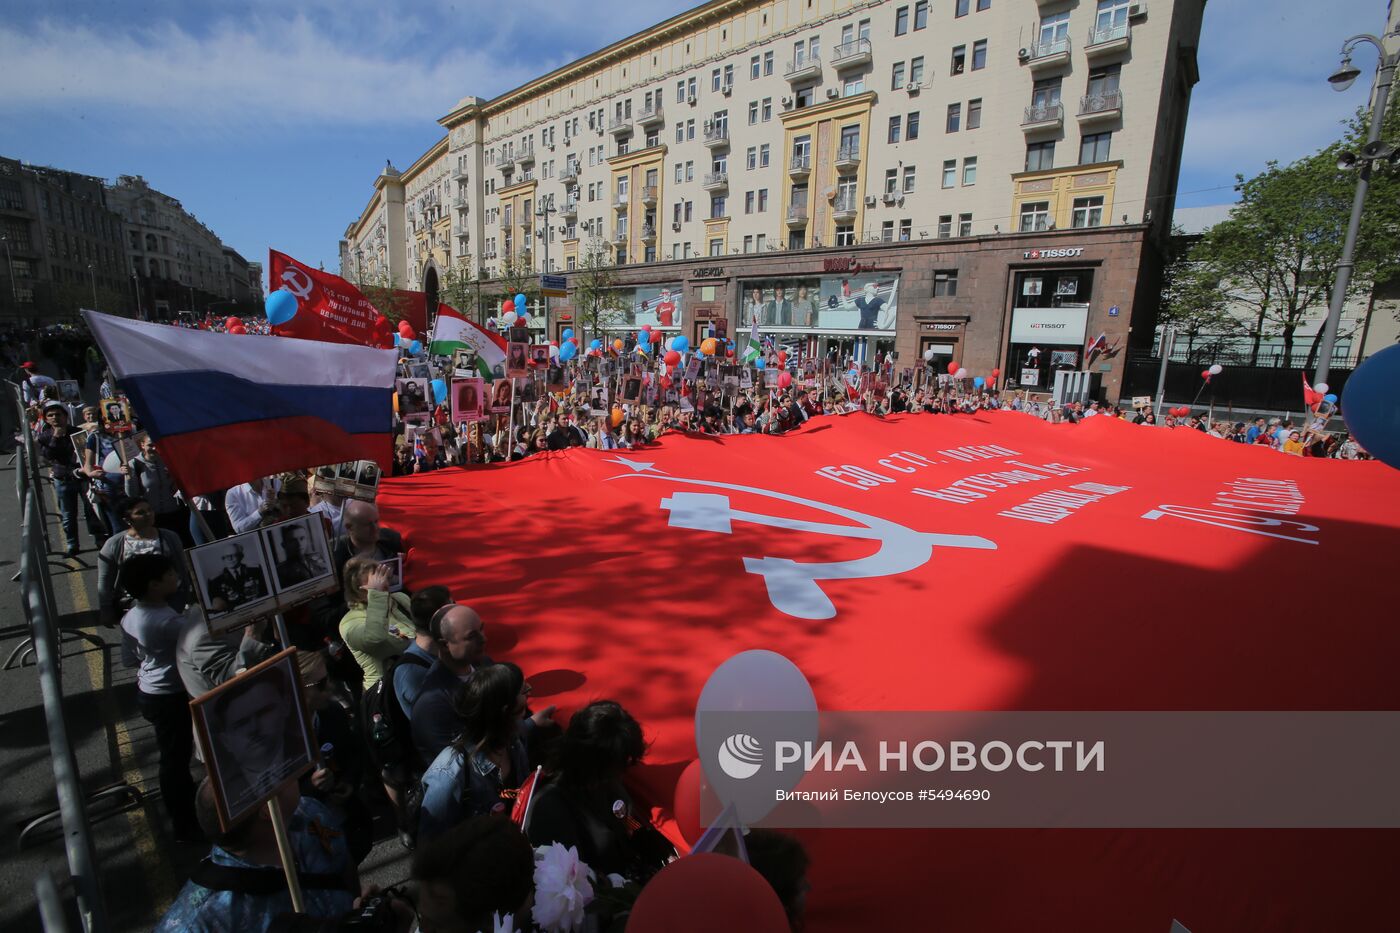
{"left": 1313, "top": 382, "right": 1328, "bottom": 394}
{"left": 955, "top": 367, "right": 968, "bottom": 378}
{"left": 923, "top": 348, "right": 936, "bottom": 362}
{"left": 501, "top": 311, "right": 518, "bottom": 326}
{"left": 1209, "top": 364, "right": 1223, "bottom": 375}
{"left": 548, "top": 344, "right": 560, "bottom": 358}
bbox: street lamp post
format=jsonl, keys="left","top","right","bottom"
{"left": 1315, "top": 28, "right": 1400, "bottom": 388}
{"left": 535, "top": 197, "right": 557, "bottom": 336}
{"left": 131, "top": 272, "right": 144, "bottom": 321}
{"left": 87, "top": 263, "right": 97, "bottom": 310}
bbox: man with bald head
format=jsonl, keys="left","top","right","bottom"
{"left": 332, "top": 500, "right": 404, "bottom": 582}
{"left": 410, "top": 603, "right": 494, "bottom": 768}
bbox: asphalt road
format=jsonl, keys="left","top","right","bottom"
{"left": 0, "top": 391, "right": 410, "bottom": 932}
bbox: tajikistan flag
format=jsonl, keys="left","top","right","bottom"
{"left": 741, "top": 318, "right": 762, "bottom": 364}
{"left": 429, "top": 305, "right": 508, "bottom": 380}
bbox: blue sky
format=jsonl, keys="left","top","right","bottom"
{"left": 0, "top": 0, "right": 1391, "bottom": 280}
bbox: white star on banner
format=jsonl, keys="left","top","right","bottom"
{"left": 603, "top": 456, "right": 668, "bottom": 475}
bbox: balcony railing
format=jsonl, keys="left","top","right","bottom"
{"left": 495, "top": 152, "right": 515, "bottom": 169}
{"left": 640, "top": 224, "right": 656, "bottom": 242}
{"left": 834, "top": 145, "right": 861, "bottom": 171}
{"left": 638, "top": 104, "right": 665, "bottom": 127}
{"left": 786, "top": 204, "right": 809, "bottom": 227}
{"left": 1079, "top": 90, "right": 1123, "bottom": 117}
{"left": 785, "top": 53, "right": 821, "bottom": 81}
{"left": 615, "top": 193, "right": 630, "bottom": 209}
{"left": 515, "top": 145, "right": 535, "bottom": 165}
{"left": 701, "top": 171, "right": 728, "bottom": 190}
{"left": 789, "top": 153, "right": 812, "bottom": 176}
{"left": 612, "top": 227, "right": 629, "bottom": 243}
{"left": 640, "top": 185, "right": 658, "bottom": 205}
{"left": 1025, "top": 36, "right": 1071, "bottom": 62}
{"left": 1087, "top": 22, "right": 1130, "bottom": 48}
{"left": 832, "top": 194, "right": 858, "bottom": 218}
{"left": 703, "top": 124, "right": 729, "bottom": 148}
{"left": 559, "top": 164, "right": 580, "bottom": 184}
{"left": 832, "top": 38, "right": 873, "bottom": 69}
{"left": 609, "top": 114, "right": 634, "bottom": 136}
{"left": 560, "top": 199, "right": 579, "bottom": 218}
{"left": 454, "top": 196, "right": 468, "bottom": 209}
{"left": 1022, "top": 103, "right": 1065, "bottom": 126}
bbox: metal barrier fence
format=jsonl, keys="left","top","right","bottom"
{"left": 7, "top": 383, "right": 110, "bottom": 933}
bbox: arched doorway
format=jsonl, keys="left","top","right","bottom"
{"left": 423, "top": 265, "right": 440, "bottom": 330}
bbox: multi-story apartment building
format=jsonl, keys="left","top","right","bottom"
{"left": 0, "top": 155, "right": 131, "bottom": 324}
{"left": 343, "top": 0, "right": 1206, "bottom": 400}
{"left": 107, "top": 174, "right": 256, "bottom": 320}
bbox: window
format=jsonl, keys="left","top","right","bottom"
{"left": 977, "top": 0, "right": 991, "bottom": 9}
{"left": 762, "top": 98, "right": 773, "bottom": 121}
{"left": 747, "top": 146, "right": 757, "bottom": 170}
{"left": 1032, "top": 76, "right": 1063, "bottom": 110}
{"left": 709, "top": 238, "right": 724, "bottom": 257}
{"left": 1080, "top": 132, "right": 1112, "bottom": 164}
{"left": 955, "top": 0, "right": 969, "bottom": 18}
{"left": 888, "top": 115, "right": 902, "bottom": 143}
{"left": 1072, "top": 195, "right": 1105, "bottom": 228}
{"left": 881, "top": 220, "right": 895, "bottom": 242}
{"left": 843, "top": 76, "right": 865, "bottom": 96}
{"left": 840, "top": 125, "right": 861, "bottom": 154}
{"left": 713, "top": 154, "right": 728, "bottom": 174}
{"left": 892, "top": 61, "right": 906, "bottom": 89}
{"left": 1039, "top": 11, "right": 1070, "bottom": 47}
{"left": 934, "top": 270, "right": 958, "bottom": 296}
{"left": 836, "top": 225, "right": 856, "bottom": 246}
{"left": 759, "top": 143, "right": 771, "bottom": 167}
{"left": 971, "top": 40, "right": 987, "bottom": 70}
{"left": 756, "top": 234, "right": 766, "bottom": 251}
{"left": 675, "top": 163, "right": 683, "bottom": 183}
{"left": 895, "top": 6, "right": 909, "bottom": 35}
{"left": 758, "top": 189, "right": 768, "bottom": 211}
{"left": 676, "top": 123, "right": 685, "bottom": 143}
{"left": 751, "top": 55, "right": 761, "bottom": 79}
{"left": 743, "top": 234, "right": 754, "bottom": 253}
{"left": 795, "top": 86, "right": 815, "bottom": 107}
{"left": 942, "top": 160, "right": 957, "bottom": 188}
{"left": 915, "top": 1, "right": 929, "bottom": 29}
{"left": 687, "top": 161, "right": 695, "bottom": 181}
{"left": 1086, "top": 64, "right": 1122, "bottom": 99}
{"left": 958, "top": 213, "right": 973, "bottom": 237}
{"left": 748, "top": 101, "right": 759, "bottom": 124}
{"left": 1019, "top": 201, "right": 1051, "bottom": 232}
{"left": 967, "top": 98, "right": 982, "bottom": 129}
{"left": 937, "top": 215, "right": 952, "bottom": 238}
{"left": 711, "top": 196, "right": 726, "bottom": 218}
{"left": 910, "top": 56, "right": 925, "bottom": 84}
{"left": 962, "top": 156, "right": 977, "bottom": 186}
{"left": 684, "top": 201, "right": 694, "bottom": 222}
{"left": 687, "top": 119, "right": 696, "bottom": 140}
{"left": 946, "top": 103, "right": 961, "bottom": 132}
{"left": 676, "top": 80, "right": 686, "bottom": 103}
{"left": 899, "top": 219, "right": 913, "bottom": 240}
{"left": 745, "top": 191, "right": 755, "bottom": 214}
{"left": 902, "top": 165, "right": 917, "bottom": 193}
{"left": 1096, "top": 0, "right": 1131, "bottom": 35}
{"left": 1026, "top": 140, "right": 1055, "bottom": 172}
{"left": 907, "top": 112, "right": 921, "bottom": 139}
{"left": 951, "top": 45, "right": 966, "bottom": 75}
{"left": 763, "top": 51, "right": 774, "bottom": 75}
{"left": 712, "top": 68, "right": 722, "bottom": 92}
{"left": 724, "top": 64, "right": 733, "bottom": 87}
{"left": 789, "top": 230, "right": 807, "bottom": 250}
{"left": 673, "top": 202, "right": 682, "bottom": 223}
{"left": 884, "top": 168, "right": 899, "bottom": 194}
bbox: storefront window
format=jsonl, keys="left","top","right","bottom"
{"left": 1007, "top": 268, "right": 1093, "bottom": 387}
{"left": 736, "top": 272, "right": 900, "bottom": 332}
{"left": 600, "top": 282, "right": 685, "bottom": 330}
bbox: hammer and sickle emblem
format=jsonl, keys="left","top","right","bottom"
{"left": 610, "top": 467, "right": 995, "bottom": 620}
{"left": 281, "top": 266, "right": 314, "bottom": 300}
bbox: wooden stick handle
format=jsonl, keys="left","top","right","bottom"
{"left": 266, "top": 797, "right": 306, "bottom": 914}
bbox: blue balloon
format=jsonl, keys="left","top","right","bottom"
{"left": 1342, "top": 343, "right": 1400, "bottom": 470}
{"left": 513, "top": 293, "right": 526, "bottom": 309}
{"left": 1323, "top": 393, "right": 1338, "bottom": 404}
{"left": 672, "top": 335, "right": 690, "bottom": 353}
{"left": 265, "top": 288, "right": 298, "bottom": 326}
{"left": 755, "top": 357, "right": 766, "bottom": 370}
{"left": 409, "top": 340, "right": 422, "bottom": 355}
{"left": 431, "top": 379, "right": 447, "bottom": 404}
{"left": 558, "top": 342, "right": 577, "bottom": 362}
{"left": 589, "top": 339, "right": 603, "bottom": 350}
{"left": 973, "top": 376, "right": 986, "bottom": 388}
{"left": 562, "top": 328, "right": 575, "bottom": 340}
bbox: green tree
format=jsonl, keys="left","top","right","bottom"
{"left": 1158, "top": 228, "right": 1237, "bottom": 361}
{"left": 569, "top": 238, "right": 629, "bottom": 344}
{"left": 354, "top": 269, "right": 411, "bottom": 324}
{"left": 436, "top": 257, "right": 478, "bottom": 320}
{"left": 493, "top": 249, "right": 540, "bottom": 315}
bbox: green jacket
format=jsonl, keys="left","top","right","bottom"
{"left": 338, "top": 589, "right": 412, "bottom": 689}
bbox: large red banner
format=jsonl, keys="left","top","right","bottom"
{"left": 268, "top": 249, "right": 394, "bottom": 348}
{"left": 379, "top": 413, "right": 1400, "bottom": 930}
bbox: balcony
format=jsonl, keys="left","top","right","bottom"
{"left": 1078, "top": 90, "right": 1123, "bottom": 123}
{"left": 832, "top": 194, "right": 858, "bottom": 222}
{"left": 638, "top": 104, "right": 665, "bottom": 128}
{"left": 495, "top": 151, "right": 515, "bottom": 172}
{"left": 515, "top": 146, "right": 535, "bottom": 167}
{"left": 1021, "top": 36, "right": 1071, "bottom": 72}
{"left": 785, "top": 53, "right": 822, "bottom": 83}
{"left": 640, "top": 224, "right": 656, "bottom": 243}
{"left": 1021, "top": 102, "right": 1065, "bottom": 133}
{"left": 702, "top": 124, "right": 730, "bottom": 149}
{"left": 614, "top": 192, "right": 630, "bottom": 211}
{"left": 786, "top": 204, "right": 809, "bottom": 228}
{"left": 834, "top": 145, "right": 861, "bottom": 172}
{"left": 559, "top": 199, "right": 578, "bottom": 220}
{"left": 1085, "top": 22, "right": 1131, "bottom": 59}
{"left": 831, "top": 38, "right": 873, "bottom": 71}
{"left": 559, "top": 163, "right": 580, "bottom": 186}
{"left": 640, "top": 185, "right": 658, "bottom": 207}
{"left": 788, "top": 153, "right": 812, "bottom": 179}
{"left": 701, "top": 171, "right": 728, "bottom": 192}
{"left": 452, "top": 164, "right": 469, "bottom": 180}
{"left": 608, "top": 114, "right": 634, "bottom": 137}
{"left": 454, "top": 196, "right": 469, "bottom": 211}
{"left": 612, "top": 227, "right": 629, "bottom": 245}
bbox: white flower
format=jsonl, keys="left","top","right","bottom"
{"left": 532, "top": 843, "right": 595, "bottom": 932}
{"left": 477, "top": 913, "right": 516, "bottom": 933}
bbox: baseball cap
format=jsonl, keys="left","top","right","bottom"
{"left": 20, "top": 361, "right": 35, "bottom": 370}
{"left": 42, "top": 401, "right": 66, "bottom": 413}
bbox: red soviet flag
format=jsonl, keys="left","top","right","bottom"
{"left": 268, "top": 249, "right": 395, "bottom": 349}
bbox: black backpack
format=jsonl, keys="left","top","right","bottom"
{"left": 360, "top": 652, "right": 432, "bottom": 771}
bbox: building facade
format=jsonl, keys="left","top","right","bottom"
{"left": 106, "top": 175, "right": 256, "bottom": 320}
{"left": 342, "top": 0, "right": 1207, "bottom": 400}
{"left": 0, "top": 155, "right": 131, "bottom": 324}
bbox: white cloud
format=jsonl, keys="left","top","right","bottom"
{"left": 0, "top": 16, "right": 544, "bottom": 130}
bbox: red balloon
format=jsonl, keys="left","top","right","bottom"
{"left": 664, "top": 350, "right": 682, "bottom": 366}
{"left": 568, "top": 336, "right": 578, "bottom": 345}
{"left": 627, "top": 853, "right": 789, "bottom": 933}
{"left": 673, "top": 760, "right": 704, "bottom": 846}
{"left": 1200, "top": 369, "right": 1211, "bottom": 379}
{"left": 726, "top": 348, "right": 735, "bottom": 358}
{"left": 224, "top": 316, "right": 242, "bottom": 329}
{"left": 229, "top": 325, "right": 247, "bottom": 335}
{"left": 991, "top": 367, "right": 1001, "bottom": 378}
{"left": 398, "top": 321, "right": 415, "bottom": 338}
{"left": 776, "top": 351, "right": 787, "bottom": 366}
{"left": 778, "top": 371, "right": 792, "bottom": 389}
{"left": 946, "top": 360, "right": 960, "bottom": 375}
{"left": 501, "top": 299, "right": 515, "bottom": 315}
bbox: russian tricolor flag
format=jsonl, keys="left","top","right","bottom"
{"left": 84, "top": 310, "right": 398, "bottom": 495}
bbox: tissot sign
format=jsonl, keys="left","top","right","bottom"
{"left": 1023, "top": 247, "right": 1086, "bottom": 260}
